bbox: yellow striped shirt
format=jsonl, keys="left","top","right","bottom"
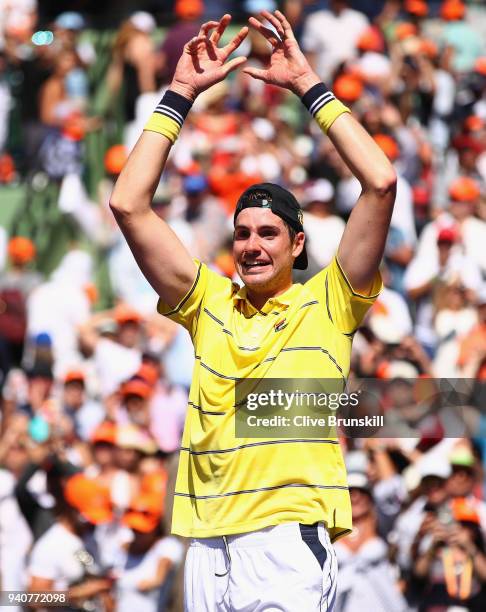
{"left": 158, "top": 257, "right": 381, "bottom": 541}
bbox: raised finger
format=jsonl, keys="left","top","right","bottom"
{"left": 221, "top": 26, "right": 249, "bottom": 59}
{"left": 198, "top": 20, "right": 220, "bottom": 38}
{"left": 242, "top": 66, "right": 271, "bottom": 84}
{"left": 274, "top": 10, "right": 297, "bottom": 41}
{"left": 260, "top": 10, "right": 285, "bottom": 38}
{"left": 210, "top": 14, "right": 231, "bottom": 44}
{"left": 220, "top": 55, "right": 248, "bottom": 78}
{"left": 185, "top": 35, "right": 206, "bottom": 51}
{"left": 248, "top": 16, "right": 280, "bottom": 47}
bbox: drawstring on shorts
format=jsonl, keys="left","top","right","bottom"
{"left": 215, "top": 535, "right": 232, "bottom": 577}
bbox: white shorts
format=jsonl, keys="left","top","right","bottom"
{"left": 184, "top": 522, "right": 337, "bottom": 611}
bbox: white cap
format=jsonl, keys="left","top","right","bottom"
{"left": 369, "top": 315, "right": 407, "bottom": 345}
{"left": 303, "top": 179, "right": 334, "bottom": 206}
{"left": 345, "top": 450, "right": 368, "bottom": 473}
{"left": 130, "top": 11, "right": 156, "bottom": 33}
{"left": 418, "top": 456, "right": 452, "bottom": 480}
{"left": 252, "top": 118, "right": 276, "bottom": 141}
{"left": 355, "top": 52, "right": 391, "bottom": 79}
{"left": 347, "top": 471, "right": 371, "bottom": 490}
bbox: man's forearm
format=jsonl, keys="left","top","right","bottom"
{"left": 111, "top": 85, "right": 193, "bottom": 216}
{"left": 327, "top": 113, "right": 397, "bottom": 195}
{"left": 110, "top": 131, "right": 172, "bottom": 216}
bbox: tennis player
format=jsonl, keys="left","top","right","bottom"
{"left": 111, "top": 10, "right": 396, "bottom": 611}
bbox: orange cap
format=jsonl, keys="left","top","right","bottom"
{"left": 474, "top": 57, "right": 486, "bottom": 76}
{"left": 395, "top": 22, "right": 418, "bottom": 41}
{"left": 64, "top": 369, "right": 85, "bottom": 384}
{"left": 464, "top": 115, "right": 484, "bottom": 132}
{"left": 62, "top": 114, "right": 85, "bottom": 141}
{"left": 8, "top": 236, "right": 36, "bottom": 264}
{"left": 122, "top": 492, "right": 162, "bottom": 532}
{"left": 114, "top": 305, "right": 142, "bottom": 325}
{"left": 64, "top": 474, "right": 113, "bottom": 524}
{"left": 137, "top": 363, "right": 159, "bottom": 387}
{"left": 104, "top": 145, "right": 128, "bottom": 176}
{"left": 175, "top": 0, "right": 204, "bottom": 19}
{"left": 357, "top": 27, "right": 384, "bottom": 53}
{"left": 404, "top": 0, "right": 428, "bottom": 17}
{"left": 333, "top": 75, "right": 363, "bottom": 102}
{"left": 373, "top": 134, "right": 400, "bottom": 161}
{"left": 91, "top": 421, "right": 117, "bottom": 444}
{"left": 121, "top": 379, "right": 152, "bottom": 399}
{"left": 452, "top": 497, "right": 480, "bottom": 524}
{"left": 440, "top": 0, "right": 465, "bottom": 21}
{"left": 448, "top": 177, "right": 480, "bottom": 202}
{"left": 0, "top": 153, "right": 16, "bottom": 183}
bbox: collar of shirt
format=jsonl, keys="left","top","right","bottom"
{"left": 232, "top": 283, "right": 301, "bottom": 316}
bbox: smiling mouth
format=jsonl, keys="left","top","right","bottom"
{"left": 242, "top": 261, "right": 271, "bottom": 272}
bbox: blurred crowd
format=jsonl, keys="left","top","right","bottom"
{"left": 0, "top": 0, "right": 486, "bottom": 610}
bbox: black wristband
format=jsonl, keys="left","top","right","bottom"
{"left": 301, "top": 83, "right": 336, "bottom": 118}
{"left": 154, "top": 90, "right": 193, "bottom": 128}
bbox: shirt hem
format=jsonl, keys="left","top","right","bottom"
{"left": 171, "top": 515, "right": 351, "bottom": 539}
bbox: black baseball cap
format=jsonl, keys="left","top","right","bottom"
{"left": 233, "top": 183, "right": 308, "bottom": 270}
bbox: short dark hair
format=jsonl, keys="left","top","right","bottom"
{"left": 285, "top": 222, "right": 297, "bottom": 243}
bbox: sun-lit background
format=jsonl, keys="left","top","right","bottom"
{"left": 0, "top": 1, "right": 485, "bottom": 610}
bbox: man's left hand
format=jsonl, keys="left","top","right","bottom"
{"left": 244, "top": 10, "right": 320, "bottom": 96}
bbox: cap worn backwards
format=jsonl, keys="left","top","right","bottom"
{"left": 233, "top": 183, "right": 308, "bottom": 270}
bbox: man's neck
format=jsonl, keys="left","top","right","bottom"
{"left": 246, "top": 280, "right": 293, "bottom": 311}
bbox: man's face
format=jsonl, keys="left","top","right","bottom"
{"left": 63, "top": 381, "right": 85, "bottom": 409}
{"left": 350, "top": 488, "right": 373, "bottom": 521}
{"left": 450, "top": 199, "right": 474, "bottom": 222}
{"left": 422, "top": 476, "right": 448, "bottom": 506}
{"left": 233, "top": 208, "right": 304, "bottom": 295}
{"left": 447, "top": 466, "right": 475, "bottom": 497}
{"left": 125, "top": 395, "right": 149, "bottom": 427}
{"left": 118, "top": 322, "right": 141, "bottom": 348}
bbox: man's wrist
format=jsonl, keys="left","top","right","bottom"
{"left": 292, "top": 72, "right": 321, "bottom": 98}
{"left": 144, "top": 88, "right": 194, "bottom": 144}
{"left": 300, "top": 81, "right": 351, "bottom": 134}
{"left": 168, "top": 81, "right": 197, "bottom": 104}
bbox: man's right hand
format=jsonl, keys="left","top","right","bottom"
{"left": 170, "top": 15, "right": 248, "bottom": 102}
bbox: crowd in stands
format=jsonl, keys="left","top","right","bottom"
{"left": 0, "top": 0, "right": 485, "bottom": 610}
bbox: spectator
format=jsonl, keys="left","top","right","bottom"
{"left": 411, "top": 497, "right": 486, "bottom": 610}
{"left": 300, "top": 179, "right": 345, "bottom": 268}
{"left": 79, "top": 305, "right": 142, "bottom": 397}
{"left": 61, "top": 370, "right": 104, "bottom": 442}
{"left": 114, "top": 492, "right": 184, "bottom": 612}
{"left": 0, "top": 237, "right": 41, "bottom": 370}
{"left": 302, "top": 0, "right": 369, "bottom": 82}
{"left": 156, "top": 0, "right": 204, "bottom": 86}
{"left": 107, "top": 12, "right": 157, "bottom": 150}
{"left": 26, "top": 250, "right": 93, "bottom": 377}
{"left": 334, "top": 470, "right": 408, "bottom": 612}
{"left": 439, "top": 0, "right": 483, "bottom": 73}
{"left": 27, "top": 473, "right": 114, "bottom": 607}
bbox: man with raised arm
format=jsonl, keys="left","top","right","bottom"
{"left": 110, "top": 10, "right": 396, "bottom": 612}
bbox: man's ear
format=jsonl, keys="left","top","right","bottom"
{"left": 292, "top": 231, "right": 305, "bottom": 257}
